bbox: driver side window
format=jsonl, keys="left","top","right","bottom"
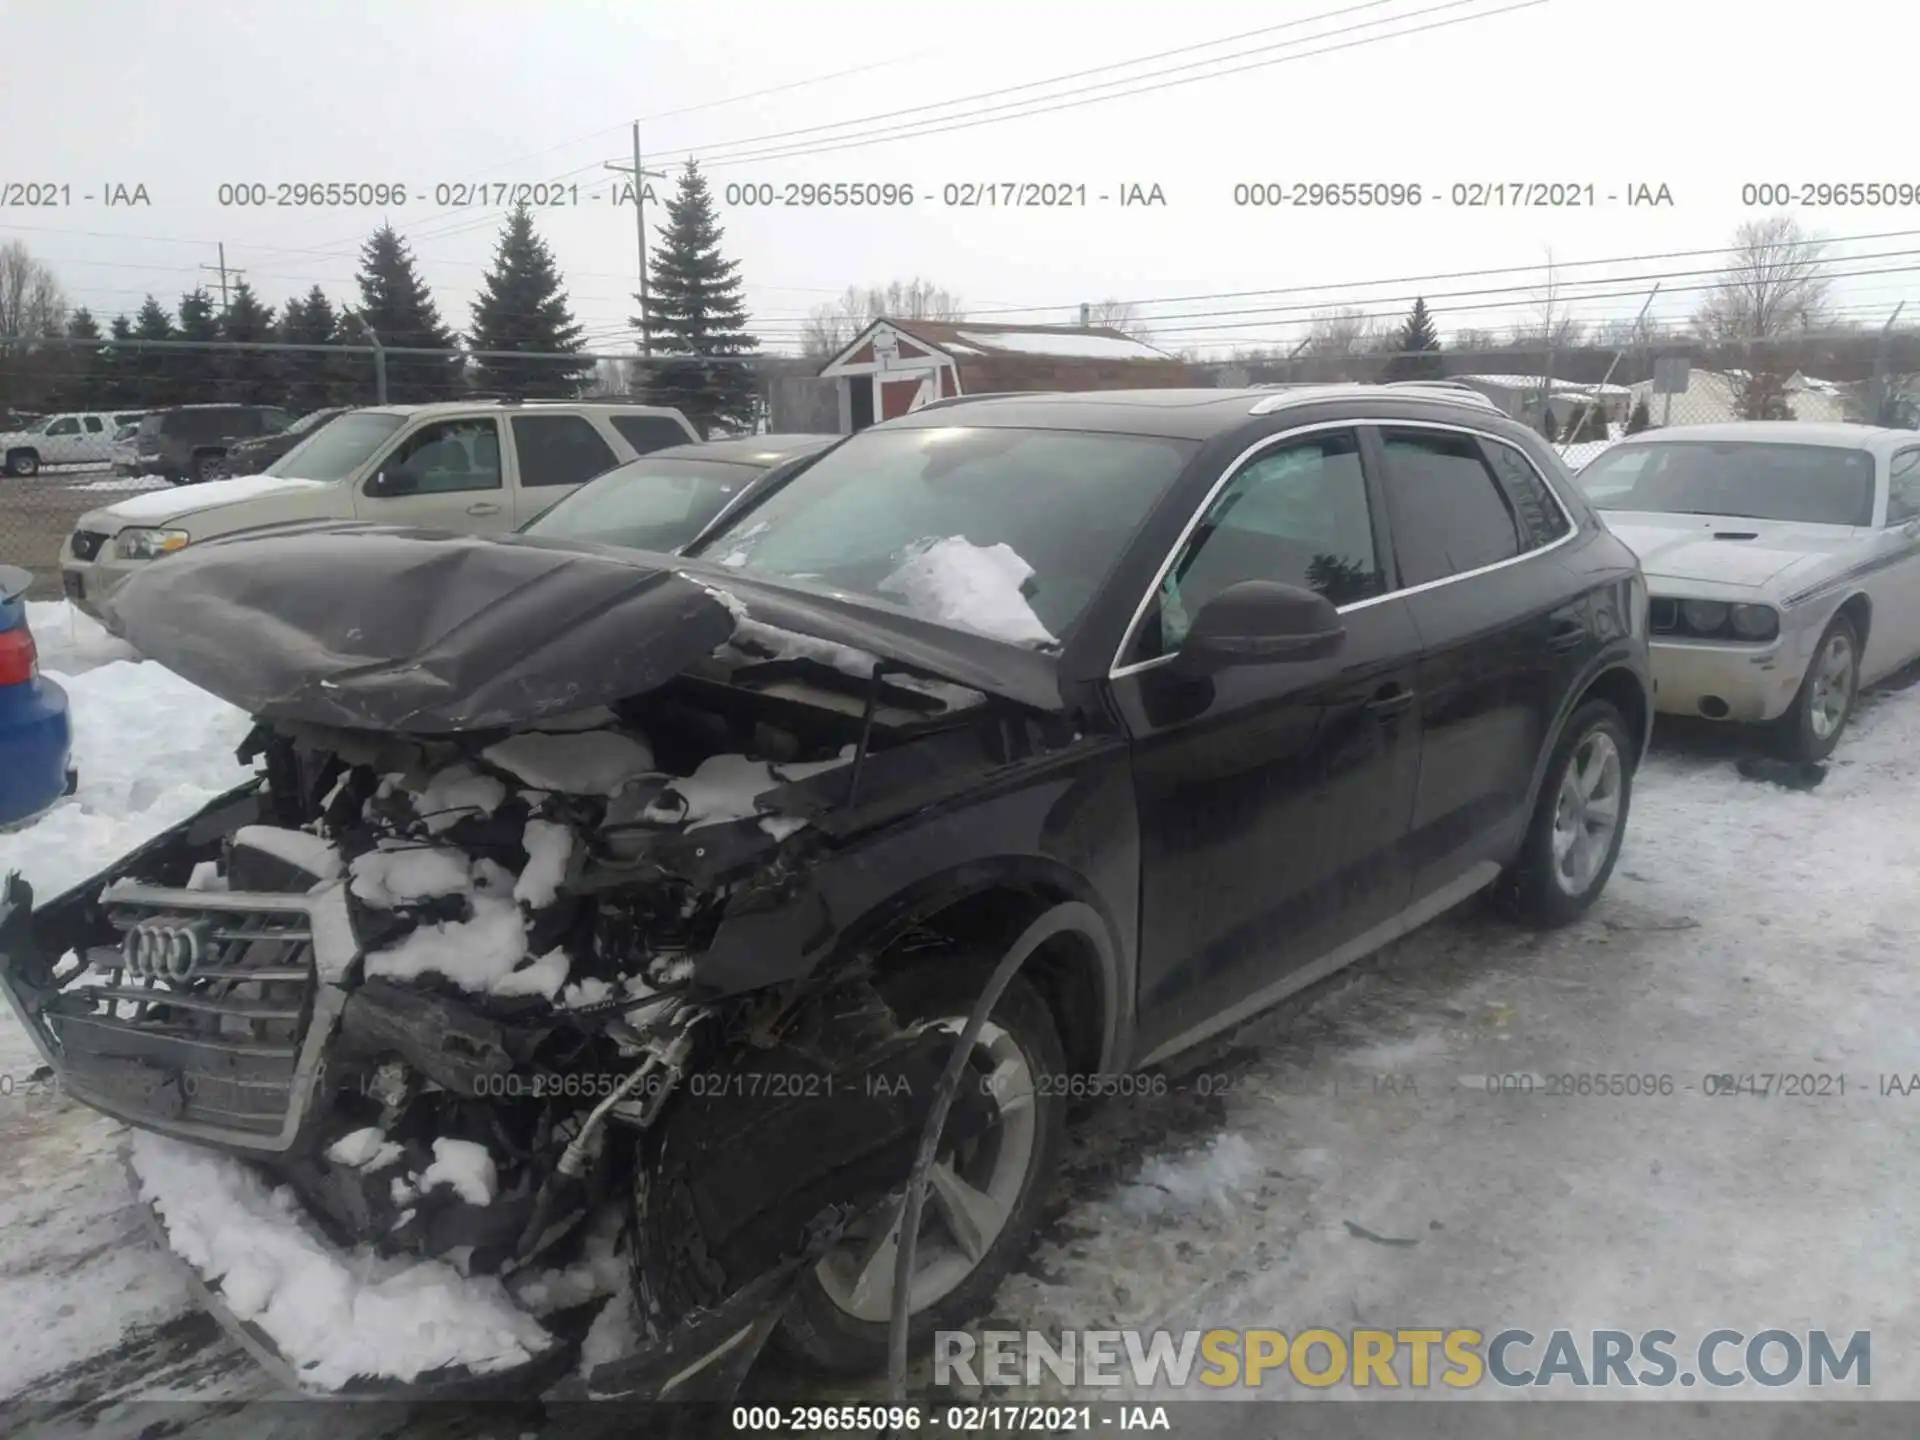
{"left": 45, "top": 417, "right": 80, "bottom": 436}
{"left": 1125, "top": 428, "right": 1382, "bottom": 665}
{"left": 1888, "top": 450, "right": 1920, "bottom": 524}
{"left": 373, "top": 418, "right": 502, "bottom": 495}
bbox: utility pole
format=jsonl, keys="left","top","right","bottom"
{"left": 605, "top": 123, "right": 667, "bottom": 357}
{"left": 200, "top": 243, "right": 243, "bottom": 313}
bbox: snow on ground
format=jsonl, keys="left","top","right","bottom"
{"left": 67, "top": 476, "right": 170, "bottom": 494}
{"left": 129, "top": 1132, "right": 552, "bottom": 1391}
{"left": 9, "top": 617, "right": 1920, "bottom": 1416}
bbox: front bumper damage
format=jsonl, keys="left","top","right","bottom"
{"left": 0, "top": 810, "right": 1001, "bottom": 1400}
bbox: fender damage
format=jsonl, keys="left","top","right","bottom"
{"left": 0, "top": 523, "right": 1124, "bottom": 1398}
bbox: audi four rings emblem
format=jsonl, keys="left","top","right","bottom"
{"left": 122, "top": 918, "right": 214, "bottom": 982}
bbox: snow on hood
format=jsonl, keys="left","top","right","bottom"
{"left": 1600, "top": 513, "right": 1847, "bottom": 591}
{"left": 98, "top": 474, "right": 329, "bottom": 525}
{"left": 878, "top": 537, "right": 1056, "bottom": 647}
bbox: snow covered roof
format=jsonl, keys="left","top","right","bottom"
{"left": 885, "top": 319, "right": 1175, "bottom": 363}
{"left": 1452, "top": 373, "right": 1630, "bottom": 396}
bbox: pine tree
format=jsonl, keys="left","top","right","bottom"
{"left": 282, "top": 287, "right": 360, "bottom": 409}
{"left": 1380, "top": 297, "right": 1444, "bottom": 381}
{"left": 101, "top": 313, "right": 139, "bottom": 407}
{"left": 351, "top": 225, "right": 461, "bottom": 403}
{"left": 469, "top": 204, "right": 593, "bottom": 398}
{"left": 130, "top": 295, "right": 177, "bottom": 406}
{"left": 637, "top": 160, "right": 760, "bottom": 434}
{"left": 1626, "top": 396, "right": 1652, "bottom": 434}
{"left": 218, "top": 279, "right": 282, "bottom": 405}
{"left": 175, "top": 288, "right": 222, "bottom": 403}
{"left": 49, "top": 308, "right": 105, "bottom": 409}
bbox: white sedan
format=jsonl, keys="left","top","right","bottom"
{"left": 1572, "top": 421, "right": 1920, "bottom": 760}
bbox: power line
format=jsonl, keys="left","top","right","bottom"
{"left": 685, "top": 1, "right": 1549, "bottom": 171}
{"left": 649, "top": 0, "right": 1416, "bottom": 164}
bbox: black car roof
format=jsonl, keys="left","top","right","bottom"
{"left": 878, "top": 387, "right": 1522, "bottom": 442}
{"left": 643, "top": 434, "right": 839, "bottom": 466}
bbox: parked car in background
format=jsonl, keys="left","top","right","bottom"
{"left": 63, "top": 399, "right": 701, "bottom": 622}
{"left": 519, "top": 433, "right": 840, "bottom": 553}
{"left": 221, "top": 406, "right": 353, "bottom": 476}
{"left": 1, "top": 411, "right": 150, "bottom": 476}
{"left": 0, "top": 385, "right": 1649, "bottom": 1394}
{"left": 123, "top": 404, "right": 293, "bottom": 484}
{"left": 108, "top": 422, "right": 142, "bottom": 476}
{"left": 0, "top": 566, "right": 74, "bottom": 829}
{"left": 1572, "top": 422, "right": 1920, "bottom": 760}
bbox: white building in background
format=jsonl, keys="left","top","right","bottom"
{"left": 1625, "top": 369, "right": 1853, "bottom": 426}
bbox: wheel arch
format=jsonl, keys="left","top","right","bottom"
{"left": 832, "top": 859, "right": 1129, "bottom": 1079}
{"left": 1521, "top": 654, "right": 1652, "bottom": 825}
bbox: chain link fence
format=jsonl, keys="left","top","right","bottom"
{"left": 4, "top": 330, "right": 1916, "bottom": 599}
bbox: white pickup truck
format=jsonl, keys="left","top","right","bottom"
{"left": 2, "top": 411, "right": 149, "bottom": 475}
{"left": 61, "top": 399, "right": 700, "bottom": 620}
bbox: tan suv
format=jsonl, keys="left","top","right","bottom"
{"left": 62, "top": 399, "right": 698, "bottom": 620}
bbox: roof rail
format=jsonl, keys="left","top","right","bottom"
{"left": 914, "top": 391, "right": 1056, "bottom": 413}
{"left": 1246, "top": 380, "right": 1504, "bottom": 416}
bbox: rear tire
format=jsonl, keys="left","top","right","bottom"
{"left": 774, "top": 956, "right": 1068, "bottom": 1375}
{"left": 1492, "top": 699, "right": 1634, "bottom": 928}
{"left": 1772, "top": 614, "right": 1858, "bottom": 763}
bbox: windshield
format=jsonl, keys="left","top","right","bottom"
{"left": 280, "top": 407, "right": 338, "bottom": 438}
{"left": 689, "top": 425, "right": 1199, "bottom": 647}
{"left": 1574, "top": 440, "right": 1877, "bottom": 527}
{"left": 522, "top": 456, "right": 766, "bottom": 552}
{"left": 264, "top": 411, "right": 405, "bottom": 481}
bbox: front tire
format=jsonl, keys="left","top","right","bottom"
{"left": 775, "top": 955, "right": 1068, "bottom": 1375}
{"left": 5, "top": 449, "right": 38, "bottom": 477}
{"left": 1773, "top": 614, "right": 1858, "bottom": 763}
{"left": 1493, "top": 699, "right": 1634, "bottom": 928}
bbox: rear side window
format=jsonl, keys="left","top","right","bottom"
{"left": 1889, "top": 449, "right": 1920, "bottom": 524}
{"left": 612, "top": 414, "right": 695, "bottom": 454}
{"left": 1481, "top": 440, "right": 1572, "bottom": 547}
{"left": 1377, "top": 428, "right": 1523, "bottom": 587}
{"left": 84, "top": 416, "right": 104, "bottom": 433}
{"left": 512, "top": 414, "right": 620, "bottom": 488}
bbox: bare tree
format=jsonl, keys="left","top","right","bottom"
{"left": 1451, "top": 326, "right": 1501, "bottom": 352}
{"left": 0, "top": 241, "right": 67, "bottom": 338}
{"left": 1303, "top": 306, "right": 1381, "bottom": 357}
{"left": 1693, "top": 217, "right": 1834, "bottom": 419}
{"left": 801, "top": 276, "right": 966, "bottom": 358}
{"left": 1508, "top": 251, "right": 1585, "bottom": 349}
{"left": 1693, "top": 216, "right": 1832, "bottom": 343}
{"left": 1082, "top": 298, "right": 1153, "bottom": 341}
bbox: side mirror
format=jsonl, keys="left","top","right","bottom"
{"left": 366, "top": 470, "right": 415, "bottom": 498}
{"left": 1170, "top": 579, "right": 1345, "bottom": 677}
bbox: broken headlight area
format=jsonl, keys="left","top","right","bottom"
{"left": 18, "top": 694, "right": 1019, "bottom": 1395}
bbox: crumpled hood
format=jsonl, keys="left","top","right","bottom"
{"left": 94, "top": 474, "right": 329, "bottom": 529}
{"left": 106, "top": 523, "right": 738, "bottom": 732}
{"left": 1601, "top": 512, "right": 1850, "bottom": 591}
{"left": 103, "top": 523, "right": 1066, "bottom": 731}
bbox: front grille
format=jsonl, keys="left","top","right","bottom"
{"left": 46, "top": 885, "right": 336, "bottom": 1147}
{"left": 69, "top": 531, "right": 107, "bottom": 562}
{"left": 1649, "top": 597, "right": 1679, "bottom": 634}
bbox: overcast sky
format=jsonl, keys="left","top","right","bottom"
{"left": 5, "top": 0, "right": 1915, "bottom": 357}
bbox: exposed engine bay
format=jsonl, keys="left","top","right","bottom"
{"left": 0, "top": 656, "right": 1045, "bottom": 1395}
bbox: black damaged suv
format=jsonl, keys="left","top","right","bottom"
{"left": 0, "top": 384, "right": 1650, "bottom": 1395}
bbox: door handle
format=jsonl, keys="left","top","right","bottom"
{"left": 467, "top": 501, "right": 501, "bottom": 516}
{"left": 1364, "top": 684, "right": 1416, "bottom": 718}
{"left": 1548, "top": 619, "right": 1586, "bottom": 652}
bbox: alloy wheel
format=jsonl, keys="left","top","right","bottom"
{"left": 1808, "top": 631, "right": 1855, "bottom": 741}
{"left": 1550, "top": 729, "right": 1623, "bottom": 897}
{"left": 812, "top": 1018, "right": 1038, "bottom": 1323}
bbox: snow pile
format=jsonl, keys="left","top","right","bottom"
{"left": 514, "top": 819, "right": 573, "bottom": 907}
{"left": 364, "top": 888, "right": 534, "bottom": 994}
{"left": 878, "top": 537, "right": 1056, "bottom": 647}
{"left": 349, "top": 844, "right": 472, "bottom": 907}
{"left": 509, "top": 1204, "right": 628, "bottom": 1317}
{"left": 418, "top": 1139, "right": 498, "bottom": 1208}
{"left": 483, "top": 730, "right": 656, "bottom": 796}
{"left": 411, "top": 764, "right": 507, "bottom": 834}
{"left": 233, "top": 825, "right": 342, "bottom": 881}
{"left": 129, "top": 1131, "right": 554, "bottom": 1391}
{"left": 24, "top": 600, "right": 137, "bottom": 674}
{"left": 642, "top": 747, "right": 855, "bottom": 830}
{"left": 1113, "top": 1133, "right": 1264, "bottom": 1222}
